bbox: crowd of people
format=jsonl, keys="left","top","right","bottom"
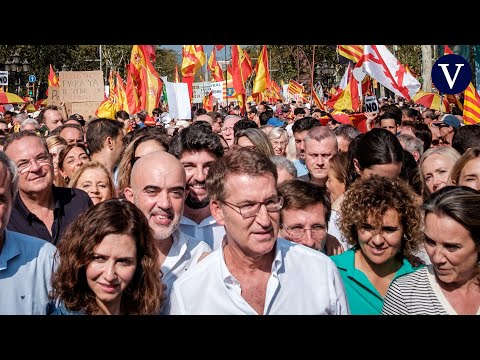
{"left": 0, "top": 95, "right": 479, "bottom": 315}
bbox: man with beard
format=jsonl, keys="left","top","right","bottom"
{"left": 124, "top": 151, "right": 211, "bottom": 313}
{"left": 169, "top": 124, "right": 226, "bottom": 250}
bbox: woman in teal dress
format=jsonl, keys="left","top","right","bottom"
{"left": 330, "top": 175, "right": 424, "bottom": 315}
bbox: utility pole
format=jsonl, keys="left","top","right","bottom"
{"left": 421, "top": 45, "right": 432, "bottom": 92}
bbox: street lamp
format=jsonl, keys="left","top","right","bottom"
{"left": 8, "top": 52, "right": 29, "bottom": 95}
{"left": 321, "top": 59, "right": 336, "bottom": 90}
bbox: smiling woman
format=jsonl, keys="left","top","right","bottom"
{"left": 330, "top": 175, "right": 424, "bottom": 314}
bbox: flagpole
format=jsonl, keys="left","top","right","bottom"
{"left": 225, "top": 45, "right": 228, "bottom": 106}
{"left": 311, "top": 45, "right": 316, "bottom": 107}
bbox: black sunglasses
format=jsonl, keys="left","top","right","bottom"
{"left": 433, "top": 123, "right": 450, "bottom": 128}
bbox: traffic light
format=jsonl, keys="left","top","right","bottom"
{"left": 27, "top": 82, "right": 35, "bottom": 101}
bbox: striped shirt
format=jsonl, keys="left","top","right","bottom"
{"left": 382, "top": 265, "right": 480, "bottom": 315}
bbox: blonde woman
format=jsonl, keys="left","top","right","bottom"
{"left": 449, "top": 147, "right": 480, "bottom": 190}
{"left": 419, "top": 146, "right": 460, "bottom": 198}
{"left": 46, "top": 135, "right": 68, "bottom": 186}
{"left": 69, "top": 161, "right": 115, "bottom": 205}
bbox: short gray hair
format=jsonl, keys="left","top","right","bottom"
{"left": 270, "top": 155, "right": 297, "bottom": 178}
{"left": 0, "top": 151, "right": 19, "bottom": 199}
{"left": 20, "top": 118, "right": 39, "bottom": 131}
{"left": 397, "top": 134, "right": 424, "bottom": 159}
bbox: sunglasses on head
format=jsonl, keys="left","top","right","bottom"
{"left": 433, "top": 122, "right": 450, "bottom": 128}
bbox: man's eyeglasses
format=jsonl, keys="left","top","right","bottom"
{"left": 219, "top": 196, "right": 284, "bottom": 218}
{"left": 281, "top": 223, "right": 327, "bottom": 241}
{"left": 220, "top": 126, "right": 234, "bottom": 133}
{"left": 431, "top": 137, "right": 449, "bottom": 146}
{"left": 17, "top": 153, "right": 52, "bottom": 174}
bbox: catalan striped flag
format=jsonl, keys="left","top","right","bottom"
{"left": 312, "top": 89, "right": 325, "bottom": 111}
{"left": 288, "top": 80, "right": 304, "bottom": 95}
{"left": 337, "top": 45, "right": 364, "bottom": 63}
{"left": 463, "top": 82, "right": 480, "bottom": 124}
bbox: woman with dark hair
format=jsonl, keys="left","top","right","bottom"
{"left": 49, "top": 199, "right": 164, "bottom": 315}
{"left": 382, "top": 186, "right": 480, "bottom": 315}
{"left": 57, "top": 142, "right": 90, "bottom": 186}
{"left": 116, "top": 129, "right": 170, "bottom": 197}
{"left": 345, "top": 128, "right": 403, "bottom": 188}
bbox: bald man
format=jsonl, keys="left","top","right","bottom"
{"left": 194, "top": 114, "right": 214, "bottom": 127}
{"left": 124, "top": 151, "right": 212, "bottom": 313}
{"left": 220, "top": 115, "right": 242, "bottom": 147}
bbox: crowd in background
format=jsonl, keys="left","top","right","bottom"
{"left": 0, "top": 94, "right": 479, "bottom": 315}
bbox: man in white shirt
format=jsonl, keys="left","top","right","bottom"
{"left": 167, "top": 147, "right": 349, "bottom": 315}
{"left": 170, "top": 124, "right": 226, "bottom": 250}
{"left": 124, "top": 151, "right": 211, "bottom": 313}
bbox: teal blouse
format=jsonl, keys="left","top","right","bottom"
{"left": 330, "top": 247, "right": 423, "bottom": 315}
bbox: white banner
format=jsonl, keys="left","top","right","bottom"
{"left": 165, "top": 82, "right": 191, "bottom": 119}
{"left": 192, "top": 81, "right": 211, "bottom": 103}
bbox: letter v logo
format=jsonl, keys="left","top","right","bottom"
{"left": 437, "top": 63, "right": 464, "bottom": 89}
{"left": 432, "top": 54, "right": 471, "bottom": 94}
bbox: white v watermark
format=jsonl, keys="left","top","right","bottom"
{"left": 437, "top": 63, "right": 465, "bottom": 89}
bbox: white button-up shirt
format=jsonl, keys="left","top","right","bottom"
{"left": 160, "top": 229, "right": 212, "bottom": 314}
{"left": 167, "top": 237, "right": 350, "bottom": 315}
{"left": 179, "top": 215, "right": 226, "bottom": 250}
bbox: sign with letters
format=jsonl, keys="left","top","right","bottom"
{"left": 364, "top": 95, "right": 379, "bottom": 113}
{"left": 0, "top": 71, "right": 8, "bottom": 86}
{"left": 59, "top": 71, "right": 104, "bottom": 102}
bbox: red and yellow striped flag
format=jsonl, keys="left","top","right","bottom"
{"left": 287, "top": 80, "right": 304, "bottom": 95}
{"left": 463, "top": 82, "right": 480, "bottom": 124}
{"left": 312, "top": 89, "right": 325, "bottom": 111}
{"left": 337, "top": 45, "right": 364, "bottom": 63}
{"left": 231, "top": 45, "right": 253, "bottom": 95}
{"left": 48, "top": 64, "right": 59, "bottom": 87}
{"left": 252, "top": 45, "right": 270, "bottom": 95}
{"left": 181, "top": 45, "right": 206, "bottom": 78}
{"left": 208, "top": 48, "right": 224, "bottom": 82}
{"left": 326, "top": 74, "right": 360, "bottom": 112}
{"left": 203, "top": 90, "right": 214, "bottom": 112}
{"left": 116, "top": 72, "right": 128, "bottom": 112}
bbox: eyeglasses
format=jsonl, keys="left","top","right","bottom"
{"left": 433, "top": 123, "right": 450, "bottom": 128}
{"left": 431, "top": 137, "right": 449, "bottom": 146}
{"left": 271, "top": 141, "right": 287, "bottom": 147}
{"left": 281, "top": 223, "right": 327, "bottom": 241}
{"left": 17, "top": 153, "right": 52, "bottom": 174}
{"left": 219, "top": 196, "right": 284, "bottom": 218}
{"left": 220, "top": 126, "right": 234, "bottom": 133}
